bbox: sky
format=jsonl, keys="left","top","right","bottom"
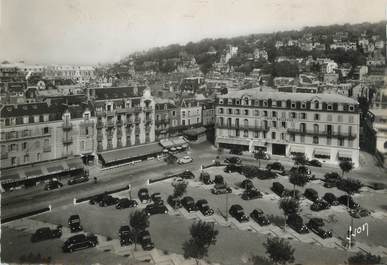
{"left": 0, "top": 0, "right": 386, "bottom": 65}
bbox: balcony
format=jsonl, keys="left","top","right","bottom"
{"left": 134, "top": 107, "right": 142, "bottom": 113}
{"left": 144, "top": 106, "right": 153, "bottom": 112}
{"left": 96, "top": 110, "right": 105, "bottom": 117}
{"left": 63, "top": 136, "right": 73, "bottom": 145}
{"left": 287, "top": 129, "right": 357, "bottom": 139}
{"left": 155, "top": 118, "right": 170, "bottom": 125}
{"left": 216, "top": 123, "right": 269, "bottom": 132}
{"left": 106, "top": 110, "right": 115, "bottom": 117}
{"left": 116, "top": 120, "right": 123, "bottom": 127}
{"left": 63, "top": 122, "right": 73, "bottom": 131}
{"left": 80, "top": 120, "right": 95, "bottom": 128}
{"left": 1, "top": 129, "right": 52, "bottom": 143}
{"left": 106, "top": 120, "right": 115, "bottom": 128}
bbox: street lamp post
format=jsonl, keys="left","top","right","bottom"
{"left": 225, "top": 191, "right": 229, "bottom": 221}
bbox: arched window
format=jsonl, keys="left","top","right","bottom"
{"left": 244, "top": 119, "right": 249, "bottom": 127}
{"left": 300, "top": 123, "right": 306, "bottom": 132}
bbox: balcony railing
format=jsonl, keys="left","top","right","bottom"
{"left": 106, "top": 120, "right": 115, "bottom": 128}
{"left": 155, "top": 118, "right": 169, "bottom": 125}
{"left": 216, "top": 123, "right": 269, "bottom": 132}
{"left": 287, "top": 129, "right": 357, "bottom": 139}
{"left": 0, "top": 128, "right": 52, "bottom": 142}
{"left": 134, "top": 107, "right": 142, "bottom": 113}
{"left": 106, "top": 110, "right": 115, "bottom": 117}
{"left": 63, "top": 122, "right": 73, "bottom": 131}
{"left": 63, "top": 137, "right": 73, "bottom": 145}
{"left": 144, "top": 106, "right": 153, "bottom": 112}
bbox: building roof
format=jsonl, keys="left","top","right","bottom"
{"left": 0, "top": 102, "right": 51, "bottom": 118}
{"left": 218, "top": 88, "right": 358, "bottom": 104}
{"left": 94, "top": 86, "right": 146, "bottom": 100}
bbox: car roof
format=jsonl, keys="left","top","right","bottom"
{"left": 69, "top": 214, "right": 80, "bottom": 219}
{"left": 183, "top": 196, "right": 193, "bottom": 200}
{"left": 231, "top": 204, "right": 243, "bottom": 209}
{"left": 197, "top": 199, "right": 208, "bottom": 204}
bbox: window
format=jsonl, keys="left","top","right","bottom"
{"left": 235, "top": 129, "right": 240, "bottom": 137}
{"left": 182, "top": 120, "right": 186, "bottom": 126}
{"left": 339, "top": 138, "right": 344, "bottom": 146}
{"left": 11, "top": 157, "right": 17, "bottom": 166}
{"left": 290, "top": 134, "right": 295, "bottom": 142}
{"left": 314, "top": 114, "right": 320, "bottom": 121}
{"left": 22, "top": 142, "right": 27, "bottom": 150}
{"left": 281, "top": 121, "right": 286, "bottom": 128}
{"left": 281, "top": 133, "right": 285, "bottom": 140}
{"left": 272, "top": 121, "right": 277, "bottom": 128}
{"left": 37, "top": 153, "right": 41, "bottom": 161}
{"left": 327, "top": 137, "right": 331, "bottom": 145}
{"left": 313, "top": 136, "right": 319, "bottom": 144}
{"left": 244, "top": 109, "right": 249, "bottom": 115}
{"left": 182, "top": 111, "right": 186, "bottom": 118}
{"left": 327, "top": 114, "right": 332, "bottom": 121}
{"left": 197, "top": 117, "right": 200, "bottom": 123}
{"left": 43, "top": 127, "right": 49, "bottom": 134}
{"left": 301, "top": 103, "right": 306, "bottom": 109}
{"left": 272, "top": 111, "right": 277, "bottom": 117}
{"left": 10, "top": 144, "right": 18, "bottom": 151}
{"left": 337, "top": 115, "right": 343, "bottom": 122}
{"left": 277, "top": 101, "right": 282, "bottom": 107}
{"left": 243, "top": 119, "right": 248, "bottom": 127}
{"left": 228, "top": 108, "right": 232, "bottom": 114}
{"left": 39, "top": 115, "right": 44, "bottom": 122}
{"left": 349, "top": 105, "right": 354, "bottom": 111}
{"left": 300, "top": 123, "right": 306, "bottom": 132}
{"left": 24, "top": 154, "right": 29, "bottom": 163}
{"left": 291, "top": 112, "right": 296, "bottom": 118}
{"left": 327, "top": 104, "right": 332, "bottom": 110}
{"left": 384, "top": 141, "right": 387, "bottom": 149}
{"left": 29, "top": 116, "right": 34, "bottom": 123}
{"left": 84, "top": 113, "right": 90, "bottom": 120}
{"left": 300, "top": 135, "right": 305, "bottom": 143}
{"left": 80, "top": 141, "right": 85, "bottom": 151}
{"left": 271, "top": 132, "right": 276, "bottom": 139}
{"left": 172, "top": 111, "right": 176, "bottom": 116}
{"left": 301, "top": 113, "right": 306, "bottom": 119}
{"left": 348, "top": 115, "right": 354, "bottom": 123}
{"left": 254, "top": 131, "right": 259, "bottom": 138}
{"left": 314, "top": 101, "right": 319, "bottom": 109}
{"left": 243, "top": 130, "right": 248, "bottom": 137}
{"left": 263, "top": 111, "right": 268, "bottom": 117}
{"left": 281, "top": 112, "right": 286, "bottom": 119}
{"left": 254, "top": 110, "right": 260, "bottom": 116}
{"left": 313, "top": 124, "right": 319, "bottom": 133}
{"left": 85, "top": 127, "right": 89, "bottom": 136}
{"left": 219, "top": 108, "right": 224, "bottom": 114}
{"left": 291, "top": 103, "right": 296, "bottom": 109}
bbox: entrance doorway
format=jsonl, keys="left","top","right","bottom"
{"left": 272, "top": 144, "right": 286, "bottom": 156}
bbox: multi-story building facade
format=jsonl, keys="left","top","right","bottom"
{"left": 45, "top": 65, "right": 95, "bottom": 84}
{"left": 372, "top": 108, "right": 387, "bottom": 167}
{"left": 0, "top": 101, "right": 95, "bottom": 169}
{"left": 154, "top": 99, "right": 179, "bottom": 140}
{"left": 180, "top": 98, "right": 202, "bottom": 128}
{"left": 89, "top": 86, "right": 155, "bottom": 153}
{"left": 200, "top": 101, "right": 215, "bottom": 126}
{"left": 215, "top": 89, "right": 360, "bottom": 167}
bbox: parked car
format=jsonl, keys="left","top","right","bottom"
{"left": 304, "top": 188, "right": 319, "bottom": 202}
{"left": 138, "top": 230, "right": 154, "bottom": 250}
{"left": 224, "top": 164, "right": 243, "bottom": 174}
{"left": 324, "top": 179, "right": 338, "bottom": 188}
{"left": 99, "top": 195, "right": 119, "bottom": 207}
{"left": 31, "top": 225, "right": 62, "bottom": 243}
{"left": 229, "top": 204, "right": 249, "bottom": 223}
{"left": 177, "top": 156, "right": 193, "bottom": 164}
{"left": 282, "top": 189, "right": 301, "bottom": 199}
{"left": 89, "top": 193, "right": 107, "bottom": 205}
{"left": 138, "top": 188, "right": 151, "bottom": 203}
{"left": 307, "top": 218, "right": 332, "bottom": 239}
{"left": 68, "top": 215, "right": 82, "bottom": 233}
{"left": 266, "top": 162, "right": 285, "bottom": 172}
{"left": 240, "top": 179, "right": 254, "bottom": 190}
{"left": 199, "top": 172, "right": 213, "bottom": 185}
{"left": 167, "top": 195, "right": 182, "bottom": 209}
{"left": 211, "top": 184, "right": 232, "bottom": 195}
{"left": 224, "top": 156, "right": 242, "bottom": 164}
{"left": 307, "top": 159, "right": 322, "bottom": 167}
{"left": 310, "top": 199, "right": 331, "bottom": 211}
{"left": 253, "top": 151, "right": 270, "bottom": 160}
{"left": 214, "top": 175, "right": 225, "bottom": 185}
{"left": 119, "top": 225, "right": 132, "bottom": 246}
{"left": 144, "top": 204, "right": 168, "bottom": 216}
{"left": 324, "top": 172, "right": 341, "bottom": 188}
{"left": 179, "top": 170, "right": 195, "bottom": 179}
{"left": 250, "top": 209, "right": 270, "bottom": 226}
{"left": 181, "top": 196, "right": 198, "bottom": 212}
{"left": 286, "top": 214, "right": 309, "bottom": 234}
{"left": 151, "top": 193, "right": 164, "bottom": 205}
{"left": 116, "top": 198, "right": 138, "bottom": 209}
{"left": 229, "top": 149, "right": 243, "bottom": 155}
{"left": 67, "top": 175, "right": 89, "bottom": 185}
{"left": 256, "top": 170, "right": 278, "bottom": 179}
{"left": 271, "top": 182, "right": 285, "bottom": 197}
{"left": 195, "top": 199, "right": 214, "bottom": 216}
{"left": 62, "top": 233, "right": 98, "bottom": 252}
{"left": 241, "top": 189, "right": 262, "bottom": 200}
{"left": 172, "top": 177, "right": 188, "bottom": 187}
{"left": 44, "top": 180, "right": 63, "bottom": 191}
{"left": 323, "top": 193, "right": 340, "bottom": 206}
{"left": 338, "top": 195, "right": 360, "bottom": 209}
{"left": 349, "top": 207, "right": 371, "bottom": 218}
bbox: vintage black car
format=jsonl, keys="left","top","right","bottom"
{"left": 240, "top": 179, "right": 254, "bottom": 190}
{"left": 229, "top": 204, "right": 249, "bottom": 222}
{"left": 250, "top": 209, "right": 270, "bottom": 226}
{"left": 224, "top": 164, "right": 243, "bottom": 174}
{"left": 224, "top": 156, "right": 242, "bottom": 164}
{"left": 151, "top": 193, "right": 164, "bottom": 205}
{"left": 211, "top": 184, "right": 232, "bottom": 195}
{"left": 62, "top": 233, "right": 98, "bottom": 253}
{"left": 304, "top": 188, "right": 319, "bottom": 202}
{"left": 266, "top": 162, "right": 285, "bottom": 172}
{"left": 89, "top": 193, "right": 108, "bottom": 205}
{"left": 199, "top": 172, "right": 213, "bottom": 184}
{"left": 179, "top": 170, "right": 195, "bottom": 179}
{"left": 99, "top": 195, "right": 119, "bottom": 207}
{"left": 167, "top": 195, "right": 182, "bottom": 209}
{"left": 138, "top": 230, "right": 154, "bottom": 250}
{"left": 68, "top": 215, "right": 82, "bottom": 233}
{"left": 271, "top": 182, "right": 285, "bottom": 197}
{"left": 181, "top": 196, "right": 198, "bottom": 212}
{"left": 44, "top": 180, "right": 63, "bottom": 191}
{"left": 307, "top": 159, "right": 322, "bottom": 167}
{"left": 323, "top": 193, "right": 340, "bottom": 206}
{"left": 31, "top": 225, "right": 62, "bottom": 242}
{"left": 338, "top": 195, "right": 360, "bottom": 209}
{"left": 138, "top": 188, "right": 151, "bottom": 203}
{"left": 119, "top": 225, "right": 133, "bottom": 246}
{"left": 144, "top": 204, "right": 168, "bottom": 216}
{"left": 287, "top": 214, "right": 309, "bottom": 234}
{"left": 195, "top": 199, "right": 214, "bottom": 216}
{"left": 116, "top": 198, "right": 138, "bottom": 209}
{"left": 310, "top": 199, "right": 331, "bottom": 211}
{"left": 214, "top": 175, "right": 225, "bottom": 185}
{"left": 241, "top": 189, "right": 262, "bottom": 200}
{"left": 67, "top": 176, "right": 89, "bottom": 185}
{"left": 307, "top": 218, "right": 332, "bottom": 239}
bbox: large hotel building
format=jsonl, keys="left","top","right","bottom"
{"left": 215, "top": 89, "right": 360, "bottom": 167}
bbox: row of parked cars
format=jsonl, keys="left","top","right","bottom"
{"left": 44, "top": 176, "right": 90, "bottom": 191}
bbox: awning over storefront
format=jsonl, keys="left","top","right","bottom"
{"left": 100, "top": 143, "right": 163, "bottom": 166}
{"left": 183, "top": 127, "right": 206, "bottom": 137}
{"left": 217, "top": 137, "right": 250, "bottom": 146}
{"left": 289, "top": 146, "right": 305, "bottom": 154}
{"left": 338, "top": 151, "right": 352, "bottom": 159}
{"left": 313, "top": 148, "right": 331, "bottom": 156}
{"left": 159, "top": 136, "right": 188, "bottom": 148}
{"left": 1, "top": 156, "right": 84, "bottom": 184}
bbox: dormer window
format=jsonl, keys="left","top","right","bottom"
{"left": 301, "top": 103, "right": 306, "bottom": 109}
{"left": 314, "top": 100, "right": 319, "bottom": 109}
{"left": 291, "top": 103, "right": 296, "bottom": 109}
{"left": 219, "top": 99, "right": 224, "bottom": 105}
{"left": 349, "top": 105, "right": 354, "bottom": 111}
{"left": 263, "top": 101, "right": 268, "bottom": 107}
{"left": 236, "top": 100, "right": 240, "bottom": 105}
{"left": 327, "top": 104, "right": 332, "bottom": 110}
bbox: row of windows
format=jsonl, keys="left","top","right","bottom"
{"left": 182, "top": 109, "right": 200, "bottom": 118}
{"left": 217, "top": 109, "right": 355, "bottom": 123}
{"left": 182, "top": 118, "right": 201, "bottom": 126}
{"left": 218, "top": 98, "right": 356, "bottom": 112}
{"left": 8, "top": 153, "right": 42, "bottom": 166}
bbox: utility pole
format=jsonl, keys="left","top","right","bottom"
{"left": 225, "top": 190, "right": 229, "bottom": 221}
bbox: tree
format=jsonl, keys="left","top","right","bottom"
{"left": 173, "top": 182, "right": 187, "bottom": 198}
{"left": 254, "top": 149, "right": 266, "bottom": 169}
{"left": 183, "top": 221, "right": 219, "bottom": 264}
{"left": 339, "top": 161, "right": 354, "bottom": 178}
{"left": 337, "top": 178, "right": 363, "bottom": 194}
{"left": 348, "top": 252, "right": 381, "bottom": 265}
{"left": 264, "top": 237, "right": 295, "bottom": 265}
{"left": 292, "top": 154, "right": 307, "bottom": 166}
{"left": 129, "top": 210, "right": 149, "bottom": 250}
{"left": 288, "top": 172, "right": 309, "bottom": 198}
{"left": 279, "top": 198, "right": 300, "bottom": 229}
